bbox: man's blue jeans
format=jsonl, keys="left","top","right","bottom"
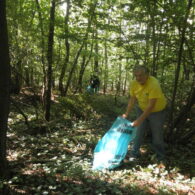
{"left": 132, "top": 107, "right": 166, "bottom": 160}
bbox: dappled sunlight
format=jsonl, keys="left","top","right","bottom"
{"left": 1, "top": 0, "right": 194, "bottom": 194}
{"left": 2, "top": 94, "right": 194, "bottom": 194}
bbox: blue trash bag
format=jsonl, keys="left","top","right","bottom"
{"left": 92, "top": 116, "right": 136, "bottom": 170}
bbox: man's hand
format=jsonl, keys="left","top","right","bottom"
{"left": 122, "top": 113, "right": 128, "bottom": 118}
{"left": 131, "top": 119, "right": 142, "bottom": 127}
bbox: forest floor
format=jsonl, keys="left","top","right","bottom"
{"left": 1, "top": 91, "right": 195, "bottom": 195}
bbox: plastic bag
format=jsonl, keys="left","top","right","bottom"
{"left": 92, "top": 116, "right": 136, "bottom": 170}
{"left": 86, "top": 85, "right": 94, "bottom": 94}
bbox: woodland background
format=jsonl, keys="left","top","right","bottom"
{"left": 0, "top": 0, "right": 194, "bottom": 194}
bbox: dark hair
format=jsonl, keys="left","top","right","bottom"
{"left": 133, "top": 65, "right": 149, "bottom": 74}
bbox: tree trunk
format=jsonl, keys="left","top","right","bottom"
{"left": 45, "top": 0, "right": 56, "bottom": 121}
{"left": 0, "top": 0, "right": 11, "bottom": 178}
{"left": 185, "top": 39, "right": 195, "bottom": 72}
{"left": 11, "top": 60, "right": 22, "bottom": 94}
{"left": 63, "top": 41, "right": 86, "bottom": 96}
{"left": 123, "top": 58, "right": 129, "bottom": 96}
{"left": 117, "top": 62, "right": 122, "bottom": 95}
{"left": 148, "top": 0, "right": 157, "bottom": 76}
{"left": 76, "top": 32, "right": 95, "bottom": 93}
{"left": 168, "top": 0, "right": 193, "bottom": 139}
{"left": 63, "top": 1, "right": 97, "bottom": 96}
{"left": 25, "top": 68, "right": 30, "bottom": 86}
{"left": 144, "top": 22, "right": 150, "bottom": 66}
{"left": 103, "top": 38, "right": 108, "bottom": 94}
{"left": 35, "top": 0, "right": 47, "bottom": 105}
{"left": 59, "top": 0, "right": 70, "bottom": 95}
{"left": 30, "top": 68, "right": 34, "bottom": 86}
{"left": 94, "top": 28, "right": 99, "bottom": 74}
{"left": 173, "top": 82, "right": 195, "bottom": 141}
{"left": 77, "top": 52, "right": 86, "bottom": 93}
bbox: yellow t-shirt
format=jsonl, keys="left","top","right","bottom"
{"left": 130, "top": 76, "right": 167, "bottom": 112}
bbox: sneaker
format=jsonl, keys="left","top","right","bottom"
{"left": 123, "top": 157, "right": 138, "bottom": 163}
{"left": 128, "top": 157, "right": 138, "bottom": 162}
{"left": 128, "top": 153, "right": 140, "bottom": 162}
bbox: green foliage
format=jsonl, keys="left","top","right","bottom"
{"left": 6, "top": 0, "right": 194, "bottom": 120}
{"left": 3, "top": 0, "right": 195, "bottom": 192}
{"left": 3, "top": 94, "right": 194, "bottom": 194}
{"left": 55, "top": 94, "right": 94, "bottom": 120}
{"left": 86, "top": 94, "right": 137, "bottom": 121}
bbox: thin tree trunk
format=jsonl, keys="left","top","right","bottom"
{"left": 17, "top": 60, "right": 23, "bottom": 92}
{"left": 30, "top": 68, "right": 34, "bottom": 86}
{"left": 144, "top": 22, "right": 150, "bottom": 66}
{"left": 155, "top": 13, "right": 164, "bottom": 76}
{"left": 77, "top": 51, "right": 86, "bottom": 93}
{"left": 0, "top": 0, "right": 11, "bottom": 178}
{"left": 63, "top": 1, "right": 97, "bottom": 96}
{"left": 185, "top": 39, "right": 195, "bottom": 72}
{"left": 174, "top": 83, "right": 195, "bottom": 137}
{"left": 168, "top": 0, "right": 193, "bottom": 139}
{"left": 45, "top": 0, "right": 56, "bottom": 121}
{"left": 63, "top": 41, "right": 86, "bottom": 96}
{"left": 76, "top": 32, "right": 95, "bottom": 93}
{"left": 25, "top": 68, "right": 30, "bottom": 86}
{"left": 94, "top": 28, "right": 99, "bottom": 73}
{"left": 103, "top": 38, "right": 108, "bottom": 94}
{"left": 75, "top": 42, "right": 94, "bottom": 93}
{"left": 35, "top": 0, "right": 47, "bottom": 105}
{"left": 59, "top": 0, "right": 70, "bottom": 95}
{"left": 123, "top": 58, "right": 129, "bottom": 96}
{"left": 78, "top": 38, "right": 93, "bottom": 92}
{"left": 117, "top": 63, "right": 122, "bottom": 95}
{"left": 148, "top": 0, "right": 157, "bottom": 76}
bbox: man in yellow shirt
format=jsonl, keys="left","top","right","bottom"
{"left": 122, "top": 65, "right": 167, "bottom": 161}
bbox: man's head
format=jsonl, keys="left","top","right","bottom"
{"left": 133, "top": 65, "right": 149, "bottom": 85}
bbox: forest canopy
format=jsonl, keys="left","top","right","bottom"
{"left": 6, "top": 0, "right": 194, "bottom": 139}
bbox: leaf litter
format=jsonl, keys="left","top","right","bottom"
{"left": 2, "top": 94, "right": 195, "bottom": 194}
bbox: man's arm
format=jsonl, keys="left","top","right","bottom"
{"left": 122, "top": 96, "right": 136, "bottom": 118}
{"left": 132, "top": 98, "right": 157, "bottom": 127}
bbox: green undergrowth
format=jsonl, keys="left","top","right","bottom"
{"left": 86, "top": 94, "right": 133, "bottom": 120}
{"left": 1, "top": 93, "right": 194, "bottom": 195}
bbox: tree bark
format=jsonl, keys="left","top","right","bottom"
{"left": 150, "top": 1, "right": 157, "bottom": 76}
{"left": 75, "top": 42, "right": 93, "bottom": 93}
{"left": 59, "top": 0, "right": 70, "bottom": 95}
{"left": 94, "top": 28, "right": 99, "bottom": 74}
{"left": 173, "top": 82, "right": 195, "bottom": 141}
{"left": 103, "top": 38, "right": 108, "bottom": 94}
{"left": 45, "top": 0, "right": 56, "bottom": 121}
{"left": 63, "top": 1, "right": 97, "bottom": 96}
{"left": 35, "top": 0, "right": 47, "bottom": 105}
{"left": 123, "top": 58, "right": 129, "bottom": 96}
{"left": 63, "top": 41, "right": 86, "bottom": 96}
{"left": 0, "top": 0, "right": 11, "bottom": 178}
{"left": 168, "top": 0, "right": 193, "bottom": 139}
